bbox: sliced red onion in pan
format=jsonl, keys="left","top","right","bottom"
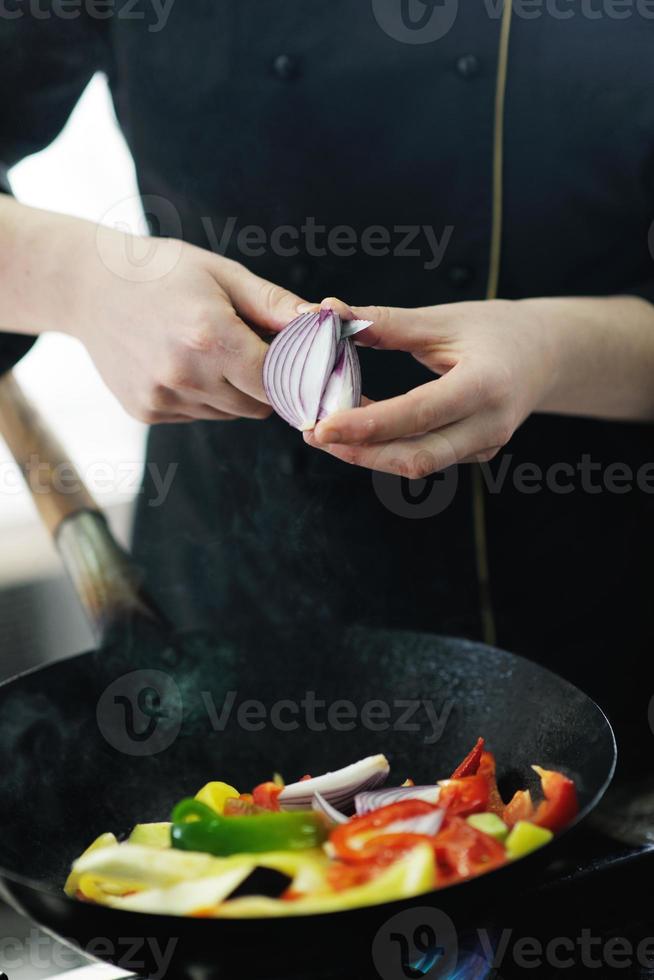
{"left": 312, "top": 791, "right": 349, "bottom": 825}
{"left": 263, "top": 309, "right": 371, "bottom": 431}
{"left": 380, "top": 810, "right": 445, "bottom": 837}
{"left": 355, "top": 785, "right": 442, "bottom": 816}
{"left": 278, "top": 754, "right": 390, "bottom": 813}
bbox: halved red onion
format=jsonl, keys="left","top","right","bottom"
{"left": 263, "top": 310, "right": 370, "bottom": 430}
{"left": 317, "top": 338, "right": 361, "bottom": 422}
{"left": 355, "top": 785, "right": 442, "bottom": 816}
{"left": 278, "top": 754, "right": 390, "bottom": 813}
{"left": 312, "top": 791, "right": 348, "bottom": 825}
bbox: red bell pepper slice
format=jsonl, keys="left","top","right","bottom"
{"left": 503, "top": 767, "right": 578, "bottom": 833}
{"left": 531, "top": 766, "right": 578, "bottom": 833}
{"left": 437, "top": 773, "right": 489, "bottom": 817}
{"left": 330, "top": 799, "right": 439, "bottom": 863}
{"left": 503, "top": 789, "right": 534, "bottom": 827}
{"left": 478, "top": 750, "right": 505, "bottom": 815}
{"left": 450, "top": 737, "right": 485, "bottom": 778}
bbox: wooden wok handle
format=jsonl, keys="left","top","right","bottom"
{"left": 0, "top": 370, "right": 161, "bottom": 641}
{"left": 0, "top": 371, "right": 98, "bottom": 534}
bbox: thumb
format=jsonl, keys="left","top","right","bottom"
{"left": 346, "top": 304, "right": 435, "bottom": 352}
{"left": 221, "top": 262, "right": 308, "bottom": 333}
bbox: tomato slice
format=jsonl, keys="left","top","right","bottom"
{"left": 450, "top": 737, "right": 485, "bottom": 778}
{"left": 437, "top": 774, "right": 489, "bottom": 816}
{"left": 252, "top": 782, "right": 283, "bottom": 811}
{"left": 433, "top": 815, "right": 507, "bottom": 883}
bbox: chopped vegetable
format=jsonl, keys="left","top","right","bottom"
{"left": 195, "top": 781, "right": 240, "bottom": 815}
{"left": 355, "top": 785, "right": 441, "bottom": 815}
{"left": 433, "top": 816, "right": 506, "bottom": 882}
{"left": 330, "top": 799, "right": 442, "bottom": 864}
{"left": 252, "top": 781, "right": 283, "bottom": 811}
{"left": 505, "top": 820, "right": 554, "bottom": 859}
{"left": 171, "top": 799, "right": 328, "bottom": 856}
{"left": 278, "top": 754, "right": 389, "bottom": 813}
{"left": 128, "top": 823, "right": 172, "bottom": 849}
{"left": 66, "top": 747, "right": 578, "bottom": 918}
{"left": 531, "top": 766, "right": 579, "bottom": 833}
{"left": 64, "top": 832, "right": 117, "bottom": 897}
{"left": 215, "top": 843, "right": 436, "bottom": 917}
{"left": 450, "top": 737, "right": 485, "bottom": 778}
{"left": 438, "top": 774, "right": 489, "bottom": 816}
{"left": 478, "top": 750, "right": 505, "bottom": 815}
{"left": 466, "top": 812, "right": 509, "bottom": 841}
{"left": 312, "top": 792, "right": 349, "bottom": 825}
{"left": 503, "top": 767, "right": 578, "bottom": 833}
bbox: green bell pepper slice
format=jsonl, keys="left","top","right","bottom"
{"left": 171, "top": 798, "right": 327, "bottom": 856}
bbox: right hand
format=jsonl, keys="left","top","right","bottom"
{"left": 62, "top": 223, "right": 306, "bottom": 423}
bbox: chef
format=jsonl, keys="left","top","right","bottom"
{"left": 1, "top": 2, "right": 653, "bottom": 775}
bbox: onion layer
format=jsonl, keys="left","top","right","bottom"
{"left": 263, "top": 310, "right": 371, "bottom": 430}
{"left": 355, "top": 786, "right": 442, "bottom": 815}
{"left": 278, "top": 755, "right": 390, "bottom": 814}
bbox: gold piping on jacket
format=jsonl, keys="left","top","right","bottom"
{"left": 473, "top": 0, "right": 514, "bottom": 647}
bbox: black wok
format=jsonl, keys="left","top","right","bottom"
{"left": 0, "top": 374, "right": 616, "bottom": 980}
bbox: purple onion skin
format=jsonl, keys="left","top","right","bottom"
{"left": 263, "top": 310, "right": 362, "bottom": 431}
{"left": 355, "top": 786, "right": 442, "bottom": 816}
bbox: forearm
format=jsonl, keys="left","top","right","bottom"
{"left": 528, "top": 294, "right": 654, "bottom": 422}
{"left": 0, "top": 194, "right": 93, "bottom": 338}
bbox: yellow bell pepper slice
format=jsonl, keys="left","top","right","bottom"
{"left": 195, "top": 781, "right": 240, "bottom": 815}
{"left": 128, "top": 822, "right": 172, "bottom": 849}
{"left": 216, "top": 842, "right": 437, "bottom": 917}
{"left": 64, "top": 832, "right": 117, "bottom": 897}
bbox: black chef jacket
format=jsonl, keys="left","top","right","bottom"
{"left": 2, "top": 3, "right": 654, "bottom": 771}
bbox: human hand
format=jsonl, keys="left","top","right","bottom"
{"left": 304, "top": 297, "right": 563, "bottom": 478}
{"left": 60, "top": 221, "right": 305, "bottom": 423}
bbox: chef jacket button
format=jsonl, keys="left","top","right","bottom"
{"left": 272, "top": 54, "right": 300, "bottom": 80}
{"left": 456, "top": 54, "right": 480, "bottom": 78}
{"left": 447, "top": 265, "right": 475, "bottom": 288}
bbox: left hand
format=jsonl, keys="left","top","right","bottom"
{"left": 304, "top": 298, "right": 560, "bottom": 478}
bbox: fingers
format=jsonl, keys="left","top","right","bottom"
{"left": 174, "top": 304, "right": 272, "bottom": 404}
{"left": 219, "top": 259, "right": 308, "bottom": 332}
{"left": 145, "top": 383, "right": 264, "bottom": 423}
{"left": 342, "top": 304, "right": 443, "bottom": 352}
{"left": 305, "top": 415, "right": 501, "bottom": 478}
{"left": 313, "top": 365, "right": 481, "bottom": 445}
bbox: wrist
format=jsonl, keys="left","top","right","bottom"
{"left": 520, "top": 294, "right": 654, "bottom": 421}
{"left": 0, "top": 197, "right": 95, "bottom": 338}
{"left": 515, "top": 297, "right": 576, "bottom": 412}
